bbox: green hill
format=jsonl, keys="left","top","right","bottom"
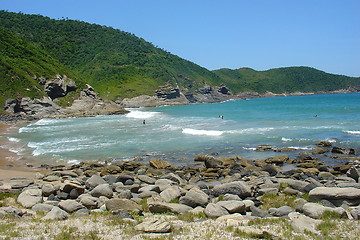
{"left": 0, "top": 10, "right": 359, "bottom": 110}
{"left": 0, "top": 26, "right": 85, "bottom": 109}
{"left": 213, "top": 67, "right": 360, "bottom": 93}
{"left": 0, "top": 10, "right": 222, "bottom": 101}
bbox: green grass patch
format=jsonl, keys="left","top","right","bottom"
{"left": 226, "top": 226, "right": 273, "bottom": 239}
{"left": 320, "top": 210, "right": 342, "bottom": 220}
{"left": 259, "top": 193, "right": 299, "bottom": 210}
{"left": 177, "top": 211, "right": 207, "bottom": 222}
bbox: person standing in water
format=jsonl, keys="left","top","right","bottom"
{"left": 143, "top": 120, "right": 146, "bottom": 124}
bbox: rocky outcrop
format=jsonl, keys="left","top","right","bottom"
{"left": 3, "top": 83, "right": 128, "bottom": 119}
{"left": 39, "top": 74, "right": 77, "bottom": 100}
{"left": 61, "top": 85, "right": 127, "bottom": 117}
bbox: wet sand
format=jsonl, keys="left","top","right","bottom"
{"left": 0, "top": 122, "right": 38, "bottom": 181}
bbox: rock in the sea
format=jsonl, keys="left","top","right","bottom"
{"left": 179, "top": 188, "right": 210, "bottom": 207}
{"left": 149, "top": 159, "right": 172, "bottom": 169}
{"left": 134, "top": 217, "right": 171, "bottom": 233}
{"left": 331, "top": 146, "right": 355, "bottom": 155}
{"left": 204, "top": 203, "right": 229, "bottom": 218}
{"left": 316, "top": 141, "right": 332, "bottom": 147}
{"left": 17, "top": 188, "right": 43, "bottom": 208}
{"left": 42, "top": 206, "right": 69, "bottom": 220}
{"left": 204, "top": 157, "right": 223, "bottom": 168}
{"left": 212, "top": 181, "right": 251, "bottom": 198}
{"left": 265, "top": 155, "right": 289, "bottom": 165}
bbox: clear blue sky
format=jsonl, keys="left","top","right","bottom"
{"left": 1, "top": 0, "right": 359, "bottom": 76}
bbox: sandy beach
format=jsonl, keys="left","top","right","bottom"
{"left": 0, "top": 122, "right": 38, "bottom": 181}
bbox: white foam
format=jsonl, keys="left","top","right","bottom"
{"left": 8, "top": 137, "right": 20, "bottom": 142}
{"left": 67, "top": 160, "right": 81, "bottom": 164}
{"left": 281, "top": 137, "right": 292, "bottom": 142}
{"left": 242, "top": 147, "right": 257, "bottom": 151}
{"left": 288, "top": 146, "right": 312, "bottom": 150}
{"left": 227, "top": 127, "right": 275, "bottom": 135}
{"left": 182, "top": 128, "right": 223, "bottom": 136}
{"left": 344, "top": 130, "right": 360, "bottom": 135}
{"left": 125, "top": 110, "right": 160, "bottom": 119}
{"left": 31, "top": 119, "right": 58, "bottom": 126}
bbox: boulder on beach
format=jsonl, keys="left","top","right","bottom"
{"left": 308, "top": 187, "right": 360, "bottom": 202}
{"left": 212, "top": 181, "right": 251, "bottom": 198}
{"left": 17, "top": 188, "right": 43, "bottom": 208}
{"left": 149, "top": 159, "right": 172, "bottom": 169}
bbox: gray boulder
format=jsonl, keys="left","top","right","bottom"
{"left": 179, "top": 188, "right": 210, "bottom": 207}
{"left": 288, "top": 212, "right": 321, "bottom": 234}
{"left": 8, "top": 178, "right": 34, "bottom": 189}
{"left": 204, "top": 203, "right": 229, "bottom": 218}
{"left": 105, "top": 199, "right": 142, "bottom": 212}
{"left": 148, "top": 202, "right": 192, "bottom": 214}
{"left": 41, "top": 183, "right": 56, "bottom": 197}
{"left": 138, "top": 175, "right": 156, "bottom": 184}
{"left": 160, "top": 186, "right": 182, "bottom": 202}
{"left": 91, "top": 184, "right": 113, "bottom": 198}
{"left": 212, "top": 181, "right": 251, "bottom": 198}
{"left": 269, "top": 206, "right": 294, "bottom": 217}
{"left": 302, "top": 203, "right": 345, "bottom": 219}
{"left": 32, "top": 203, "right": 54, "bottom": 212}
{"left": 250, "top": 206, "right": 270, "bottom": 218}
{"left": 85, "top": 175, "right": 106, "bottom": 189}
{"left": 308, "top": 187, "right": 360, "bottom": 202}
{"left": 135, "top": 217, "right": 171, "bottom": 233}
{"left": 78, "top": 195, "right": 101, "bottom": 209}
{"left": 347, "top": 166, "right": 360, "bottom": 182}
{"left": 58, "top": 200, "right": 84, "bottom": 213}
{"left": 138, "top": 185, "right": 161, "bottom": 193}
{"left": 274, "top": 178, "right": 311, "bottom": 192}
{"left": 350, "top": 206, "right": 360, "bottom": 220}
{"left": 217, "top": 200, "right": 245, "bottom": 214}
{"left": 42, "top": 206, "right": 69, "bottom": 220}
{"left": 17, "top": 188, "right": 43, "bottom": 208}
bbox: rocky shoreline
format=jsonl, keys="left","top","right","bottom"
{"left": 1, "top": 140, "right": 360, "bottom": 239}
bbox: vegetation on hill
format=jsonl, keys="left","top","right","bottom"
{"left": 0, "top": 10, "right": 359, "bottom": 109}
{"left": 0, "top": 26, "right": 83, "bottom": 109}
{"left": 213, "top": 67, "right": 360, "bottom": 94}
{"left": 0, "top": 10, "right": 221, "bottom": 100}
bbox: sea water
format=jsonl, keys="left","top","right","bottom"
{"left": 5, "top": 93, "right": 360, "bottom": 165}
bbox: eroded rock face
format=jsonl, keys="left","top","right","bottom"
{"left": 40, "top": 74, "right": 77, "bottom": 100}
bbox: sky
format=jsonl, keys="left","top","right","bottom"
{"left": 1, "top": 0, "right": 359, "bottom": 77}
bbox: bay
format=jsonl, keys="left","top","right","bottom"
{"left": 7, "top": 93, "right": 360, "bottom": 165}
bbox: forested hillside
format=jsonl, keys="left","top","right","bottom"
{"left": 213, "top": 67, "right": 360, "bottom": 93}
{"left": 0, "top": 26, "right": 84, "bottom": 108}
{"left": 0, "top": 10, "right": 221, "bottom": 100}
{"left": 0, "top": 10, "right": 359, "bottom": 107}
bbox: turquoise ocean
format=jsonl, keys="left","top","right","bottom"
{"left": 5, "top": 93, "right": 360, "bottom": 166}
